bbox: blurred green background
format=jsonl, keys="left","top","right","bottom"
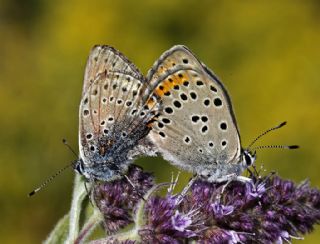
{"left": 1, "top": 0, "right": 319, "bottom": 243}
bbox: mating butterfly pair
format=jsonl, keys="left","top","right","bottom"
{"left": 74, "top": 45, "right": 258, "bottom": 184}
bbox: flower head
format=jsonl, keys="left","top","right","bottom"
{"left": 93, "top": 164, "right": 154, "bottom": 233}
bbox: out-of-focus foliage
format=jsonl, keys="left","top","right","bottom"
{"left": 0, "top": 1, "right": 319, "bottom": 243}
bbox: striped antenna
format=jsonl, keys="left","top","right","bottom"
{"left": 248, "top": 121, "right": 287, "bottom": 149}
{"left": 28, "top": 139, "right": 78, "bottom": 197}
{"left": 28, "top": 163, "right": 74, "bottom": 197}
{"left": 251, "top": 145, "right": 299, "bottom": 151}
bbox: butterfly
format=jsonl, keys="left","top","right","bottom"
{"left": 74, "top": 45, "right": 159, "bottom": 182}
{"left": 144, "top": 45, "right": 297, "bottom": 183}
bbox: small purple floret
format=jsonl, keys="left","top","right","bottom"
{"left": 171, "top": 210, "right": 192, "bottom": 232}
{"left": 211, "top": 202, "right": 234, "bottom": 217}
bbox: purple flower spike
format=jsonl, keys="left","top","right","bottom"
{"left": 92, "top": 167, "right": 320, "bottom": 243}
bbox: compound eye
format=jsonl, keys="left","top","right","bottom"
{"left": 244, "top": 152, "right": 252, "bottom": 166}
{"left": 75, "top": 161, "right": 84, "bottom": 174}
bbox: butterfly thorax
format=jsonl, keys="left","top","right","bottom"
{"left": 77, "top": 132, "right": 146, "bottom": 181}
{"left": 75, "top": 122, "right": 153, "bottom": 181}
{"left": 194, "top": 149, "right": 256, "bottom": 182}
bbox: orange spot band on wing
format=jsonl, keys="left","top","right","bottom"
{"left": 154, "top": 74, "right": 184, "bottom": 97}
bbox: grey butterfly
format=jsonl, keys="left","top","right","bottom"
{"left": 144, "top": 45, "right": 258, "bottom": 183}
{"left": 74, "top": 45, "right": 158, "bottom": 182}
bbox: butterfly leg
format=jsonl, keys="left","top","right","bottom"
{"left": 215, "top": 178, "right": 233, "bottom": 202}
{"left": 176, "top": 175, "right": 197, "bottom": 205}
{"left": 124, "top": 174, "right": 146, "bottom": 201}
{"left": 213, "top": 173, "right": 252, "bottom": 184}
{"left": 235, "top": 175, "right": 253, "bottom": 183}
{"left": 167, "top": 171, "right": 181, "bottom": 194}
{"left": 84, "top": 178, "right": 95, "bottom": 206}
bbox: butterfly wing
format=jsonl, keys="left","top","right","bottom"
{"left": 79, "top": 45, "right": 158, "bottom": 180}
{"left": 145, "top": 45, "right": 241, "bottom": 176}
{"left": 81, "top": 45, "right": 143, "bottom": 97}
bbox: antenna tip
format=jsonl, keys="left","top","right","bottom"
{"left": 288, "top": 145, "right": 299, "bottom": 149}
{"left": 28, "top": 191, "right": 36, "bottom": 197}
{"left": 279, "top": 121, "right": 287, "bottom": 127}
{"left": 62, "top": 138, "right": 67, "bottom": 144}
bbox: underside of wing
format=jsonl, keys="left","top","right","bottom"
{"left": 146, "top": 45, "right": 241, "bottom": 172}
{"left": 79, "top": 46, "right": 158, "bottom": 167}
{"left": 82, "top": 45, "right": 144, "bottom": 98}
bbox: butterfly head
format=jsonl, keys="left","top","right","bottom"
{"left": 74, "top": 159, "right": 91, "bottom": 179}
{"left": 239, "top": 121, "right": 299, "bottom": 172}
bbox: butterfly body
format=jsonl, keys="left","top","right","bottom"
{"left": 146, "top": 45, "right": 255, "bottom": 182}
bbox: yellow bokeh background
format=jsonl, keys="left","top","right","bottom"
{"left": 1, "top": 1, "right": 319, "bottom": 243}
